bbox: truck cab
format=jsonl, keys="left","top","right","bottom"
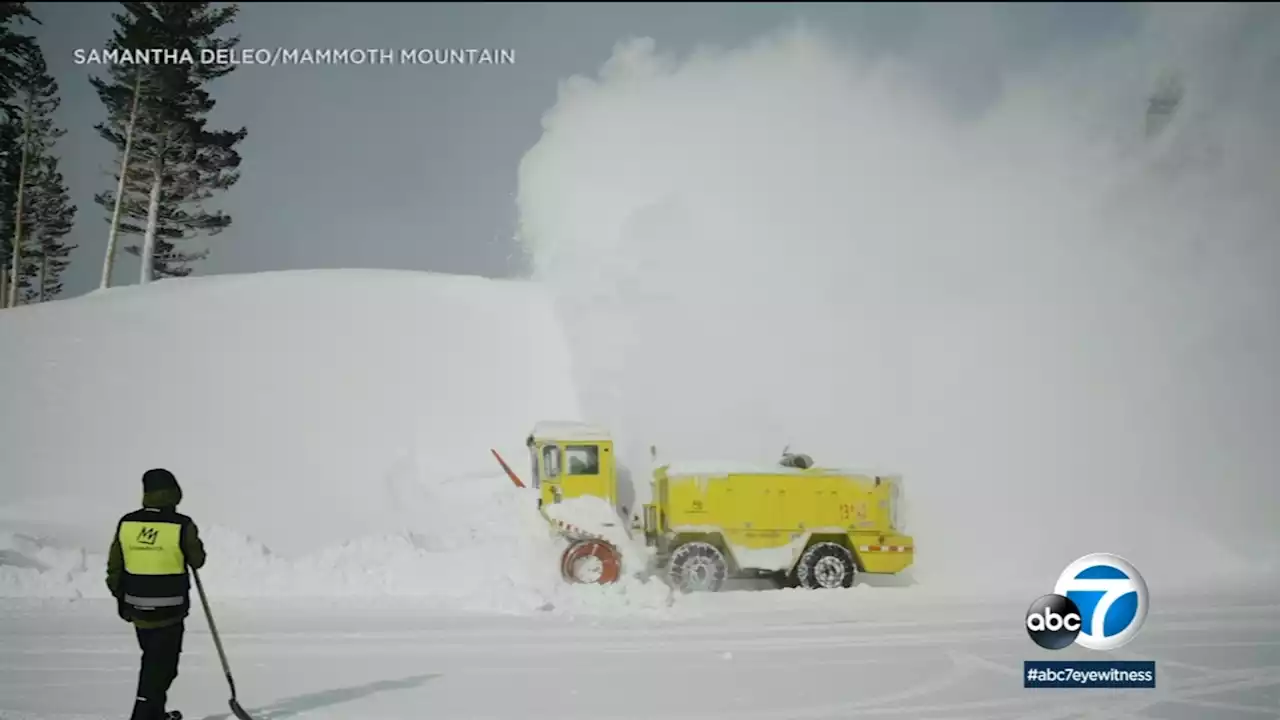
{"left": 526, "top": 420, "right": 618, "bottom": 510}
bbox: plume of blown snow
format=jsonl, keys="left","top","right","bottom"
{"left": 516, "top": 6, "right": 1280, "bottom": 595}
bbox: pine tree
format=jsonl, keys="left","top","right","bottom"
{"left": 2, "top": 30, "right": 66, "bottom": 307}
{"left": 90, "top": 4, "right": 154, "bottom": 289}
{"left": 0, "top": 1, "right": 37, "bottom": 308}
{"left": 93, "top": 2, "right": 246, "bottom": 285}
{"left": 0, "top": 115, "right": 20, "bottom": 307}
{"left": 0, "top": 2, "right": 37, "bottom": 113}
{"left": 18, "top": 154, "right": 76, "bottom": 303}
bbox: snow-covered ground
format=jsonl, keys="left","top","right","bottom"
{"left": 3, "top": 589, "right": 1278, "bottom": 719}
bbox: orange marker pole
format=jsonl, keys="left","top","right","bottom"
{"left": 490, "top": 448, "right": 526, "bottom": 488}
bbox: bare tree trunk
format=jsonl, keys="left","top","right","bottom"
{"left": 0, "top": 264, "right": 8, "bottom": 309}
{"left": 139, "top": 153, "right": 164, "bottom": 284}
{"left": 38, "top": 248, "right": 47, "bottom": 303}
{"left": 7, "top": 92, "right": 33, "bottom": 308}
{"left": 101, "top": 71, "right": 144, "bottom": 290}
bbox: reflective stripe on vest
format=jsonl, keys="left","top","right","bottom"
{"left": 119, "top": 520, "right": 185, "bottom": 576}
{"left": 124, "top": 594, "right": 186, "bottom": 608}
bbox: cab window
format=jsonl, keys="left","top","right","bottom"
{"left": 565, "top": 445, "right": 600, "bottom": 475}
{"left": 528, "top": 446, "right": 540, "bottom": 489}
{"left": 542, "top": 445, "right": 561, "bottom": 478}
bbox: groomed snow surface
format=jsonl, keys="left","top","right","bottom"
{"left": 4, "top": 590, "right": 1280, "bottom": 719}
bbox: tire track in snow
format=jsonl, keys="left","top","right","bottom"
{"left": 3, "top": 597, "right": 1278, "bottom": 719}
{"left": 1070, "top": 666, "right": 1280, "bottom": 720}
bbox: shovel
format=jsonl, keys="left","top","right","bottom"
{"left": 192, "top": 567, "right": 256, "bottom": 720}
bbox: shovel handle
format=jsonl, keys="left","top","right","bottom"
{"left": 192, "top": 568, "right": 237, "bottom": 696}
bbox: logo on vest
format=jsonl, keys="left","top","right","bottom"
{"left": 136, "top": 526, "right": 159, "bottom": 545}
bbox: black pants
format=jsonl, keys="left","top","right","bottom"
{"left": 131, "top": 621, "right": 185, "bottom": 720}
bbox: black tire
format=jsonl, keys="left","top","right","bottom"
{"left": 667, "top": 541, "right": 729, "bottom": 593}
{"left": 795, "top": 542, "right": 857, "bottom": 589}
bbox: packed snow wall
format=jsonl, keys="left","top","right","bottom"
{"left": 516, "top": 15, "right": 1280, "bottom": 595}
{"left": 0, "top": 269, "right": 676, "bottom": 611}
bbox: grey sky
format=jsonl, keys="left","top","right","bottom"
{"left": 29, "top": 2, "right": 1139, "bottom": 299}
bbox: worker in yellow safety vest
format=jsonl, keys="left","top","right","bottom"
{"left": 106, "top": 468, "right": 207, "bottom": 720}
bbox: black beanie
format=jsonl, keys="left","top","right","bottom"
{"left": 142, "top": 468, "right": 180, "bottom": 493}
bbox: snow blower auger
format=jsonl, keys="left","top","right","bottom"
{"left": 548, "top": 517, "right": 622, "bottom": 585}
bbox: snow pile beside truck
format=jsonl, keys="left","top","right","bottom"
{"left": 0, "top": 269, "right": 676, "bottom": 613}
{"left": 0, "top": 486, "right": 674, "bottom": 615}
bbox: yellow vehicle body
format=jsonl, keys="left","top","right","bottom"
{"left": 519, "top": 420, "right": 914, "bottom": 591}
{"left": 642, "top": 461, "right": 914, "bottom": 581}
{"left": 526, "top": 421, "right": 619, "bottom": 510}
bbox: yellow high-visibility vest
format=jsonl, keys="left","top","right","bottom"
{"left": 119, "top": 520, "right": 185, "bottom": 576}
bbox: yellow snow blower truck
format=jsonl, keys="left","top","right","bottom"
{"left": 492, "top": 420, "right": 915, "bottom": 593}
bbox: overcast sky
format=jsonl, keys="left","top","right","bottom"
{"left": 28, "top": 2, "right": 1139, "bottom": 299}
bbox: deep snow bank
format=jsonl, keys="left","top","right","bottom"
{"left": 516, "top": 11, "right": 1280, "bottom": 594}
{"left": 0, "top": 269, "right": 672, "bottom": 612}
{"left": 0, "top": 484, "right": 672, "bottom": 615}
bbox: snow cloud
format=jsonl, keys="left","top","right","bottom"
{"left": 516, "top": 5, "right": 1280, "bottom": 593}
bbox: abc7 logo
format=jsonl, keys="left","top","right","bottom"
{"left": 1025, "top": 594, "right": 1083, "bottom": 650}
{"left": 1026, "top": 552, "right": 1149, "bottom": 651}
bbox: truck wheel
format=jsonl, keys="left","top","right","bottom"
{"left": 667, "top": 541, "right": 728, "bottom": 593}
{"left": 796, "top": 542, "right": 856, "bottom": 589}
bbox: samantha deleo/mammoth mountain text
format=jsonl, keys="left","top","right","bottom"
{"left": 73, "top": 47, "right": 517, "bottom": 67}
